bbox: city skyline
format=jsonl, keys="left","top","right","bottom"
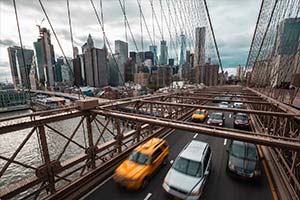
{"left": 0, "top": 0, "right": 260, "bottom": 82}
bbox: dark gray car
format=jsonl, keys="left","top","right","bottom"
{"left": 226, "top": 140, "right": 261, "bottom": 179}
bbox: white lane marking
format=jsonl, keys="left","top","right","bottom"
{"left": 224, "top": 139, "right": 227, "bottom": 146}
{"left": 193, "top": 133, "right": 198, "bottom": 139}
{"left": 229, "top": 114, "right": 232, "bottom": 118}
{"left": 144, "top": 193, "right": 152, "bottom": 200}
{"left": 79, "top": 174, "right": 115, "bottom": 200}
{"left": 162, "top": 129, "right": 176, "bottom": 139}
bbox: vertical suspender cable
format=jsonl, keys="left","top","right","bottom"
{"left": 13, "top": 0, "right": 31, "bottom": 103}
{"left": 203, "top": 0, "right": 223, "bottom": 72}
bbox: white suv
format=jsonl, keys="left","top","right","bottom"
{"left": 163, "top": 140, "right": 212, "bottom": 199}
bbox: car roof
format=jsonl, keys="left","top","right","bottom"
{"left": 135, "top": 137, "right": 165, "bottom": 155}
{"left": 220, "top": 101, "right": 228, "bottom": 104}
{"left": 179, "top": 140, "right": 208, "bottom": 162}
{"left": 195, "top": 109, "right": 206, "bottom": 112}
{"left": 236, "top": 113, "right": 247, "bottom": 116}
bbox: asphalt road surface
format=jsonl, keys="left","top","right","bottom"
{"left": 83, "top": 103, "right": 274, "bottom": 200}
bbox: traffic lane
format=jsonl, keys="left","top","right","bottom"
{"left": 196, "top": 134, "right": 273, "bottom": 200}
{"left": 85, "top": 129, "right": 195, "bottom": 200}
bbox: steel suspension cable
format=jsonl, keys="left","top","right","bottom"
{"left": 12, "top": 0, "right": 31, "bottom": 96}
{"left": 89, "top": 0, "right": 124, "bottom": 84}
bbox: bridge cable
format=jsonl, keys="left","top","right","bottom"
{"left": 203, "top": 0, "right": 223, "bottom": 72}
{"left": 249, "top": 0, "right": 279, "bottom": 84}
{"left": 12, "top": 0, "right": 32, "bottom": 103}
{"left": 89, "top": 0, "right": 125, "bottom": 84}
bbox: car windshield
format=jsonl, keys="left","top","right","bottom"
{"left": 173, "top": 157, "right": 202, "bottom": 177}
{"left": 231, "top": 142, "right": 258, "bottom": 161}
{"left": 231, "top": 142, "right": 245, "bottom": 158}
{"left": 211, "top": 113, "right": 222, "bottom": 120}
{"left": 246, "top": 145, "right": 258, "bottom": 160}
{"left": 195, "top": 110, "right": 205, "bottom": 114}
{"left": 236, "top": 114, "right": 248, "bottom": 121}
{"left": 129, "top": 151, "right": 149, "bottom": 165}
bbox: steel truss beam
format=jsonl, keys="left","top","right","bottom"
{"left": 92, "top": 109, "right": 300, "bottom": 151}
{"left": 139, "top": 100, "right": 298, "bottom": 117}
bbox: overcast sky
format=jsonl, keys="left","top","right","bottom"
{"left": 0, "top": 0, "right": 261, "bottom": 82}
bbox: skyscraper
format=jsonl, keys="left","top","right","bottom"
{"left": 179, "top": 33, "right": 186, "bottom": 65}
{"left": 82, "top": 34, "right": 94, "bottom": 54}
{"left": 149, "top": 45, "right": 158, "bottom": 66}
{"left": 159, "top": 40, "right": 168, "bottom": 65}
{"left": 83, "top": 34, "right": 108, "bottom": 87}
{"left": 84, "top": 48, "right": 108, "bottom": 87}
{"left": 7, "top": 46, "right": 34, "bottom": 89}
{"left": 115, "top": 40, "right": 128, "bottom": 85}
{"left": 179, "top": 33, "right": 186, "bottom": 78}
{"left": 34, "top": 27, "right": 56, "bottom": 88}
{"left": 194, "top": 27, "right": 206, "bottom": 67}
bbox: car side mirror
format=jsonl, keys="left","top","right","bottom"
{"left": 204, "top": 170, "right": 209, "bottom": 176}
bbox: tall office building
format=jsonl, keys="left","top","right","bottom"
{"left": 8, "top": 46, "right": 34, "bottom": 89}
{"left": 179, "top": 33, "right": 186, "bottom": 65}
{"left": 149, "top": 45, "right": 158, "bottom": 66}
{"left": 194, "top": 27, "right": 206, "bottom": 84}
{"left": 55, "top": 57, "right": 63, "bottom": 83}
{"left": 82, "top": 34, "right": 94, "bottom": 54}
{"left": 179, "top": 33, "right": 186, "bottom": 78}
{"left": 83, "top": 35, "right": 108, "bottom": 87}
{"left": 145, "top": 51, "right": 154, "bottom": 65}
{"left": 115, "top": 40, "right": 128, "bottom": 85}
{"left": 159, "top": 40, "right": 168, "bottom": 65}
{"left": 34, "top": 27, "right": 56, "bottom": 88}
{"left": 194, "top": 27, "right": 206, "bottom": 66}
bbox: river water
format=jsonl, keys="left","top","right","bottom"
{"left": 0, "top": 109, "right": 117, "bottom": 199}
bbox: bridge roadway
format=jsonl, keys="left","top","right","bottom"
{"left": 83, "top": 103, "right": 274, "bottom": 200}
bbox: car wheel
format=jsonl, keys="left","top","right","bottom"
{"left": 141, "top": 177, "right": 149, "bottom": 189}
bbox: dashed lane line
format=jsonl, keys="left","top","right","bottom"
{"left": 144, "top": 193, "right": 152, "bottom": 200}
{"left": 193, "top": 133, "right": 198, "bottom": 139}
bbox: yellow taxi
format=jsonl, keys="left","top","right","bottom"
{"left": 114, "top": 137, "right": 169, "bottom": 190}
{"left": 192, "top": 109, "right": 209, "bottom": 122}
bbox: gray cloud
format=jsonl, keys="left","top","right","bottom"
{"left": 0, "top": 0, "right": 261, "bottom": 82}
{"left": 0, "top": 39, "right": 17, "bottom": 47}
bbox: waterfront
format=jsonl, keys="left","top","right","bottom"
{"left": 0, "top": 109, "right": 118, "bottom": 199}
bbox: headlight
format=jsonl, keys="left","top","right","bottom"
{"left": 219, "top": 123, "right": 223, "bottom": 126}
{"left": 163, "top": 179, "right": 169, "bottom": 185}
{"left": 228, "top": 161, "right": 235, "bottom": 170}
{"left": 207, "top": 121, "right": 210, "bottom": 124}
{"left": 191, "top": 190, "right": 201, "bottom": 196}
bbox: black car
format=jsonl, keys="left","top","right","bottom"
{"left": 207, "top": 112, "right": 225, "bottom": 127}
{"left": 234, "top": 113, "right": 250, "bottom": 130}
{"left": 226, "top": 140, "right": 261, "bottom": 179}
